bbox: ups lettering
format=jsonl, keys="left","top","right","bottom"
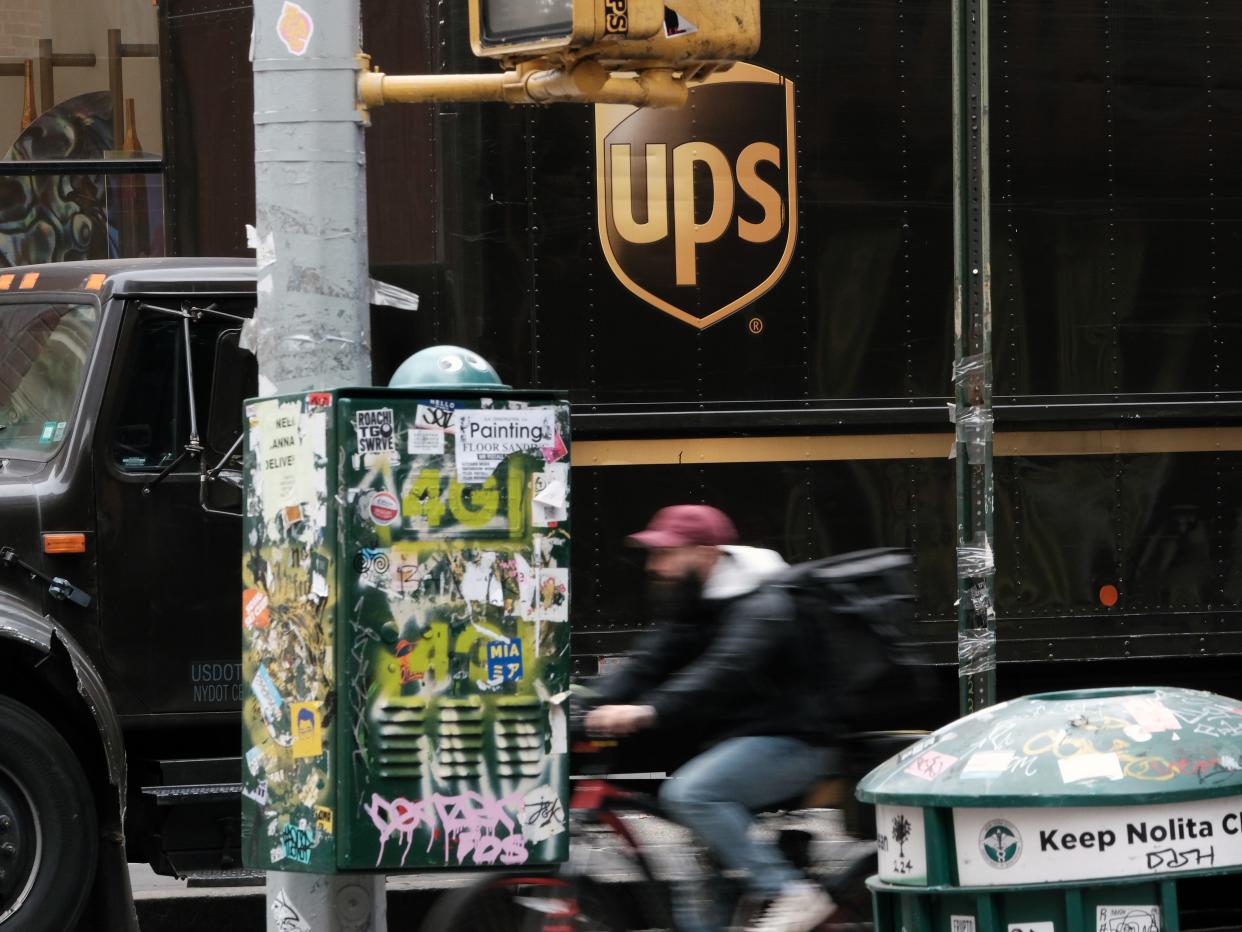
{"left": 609, "top": 141, "right": 784, "bottom": 286}
{"left": 604, "top": 0, "right": 628, "bottom": 34}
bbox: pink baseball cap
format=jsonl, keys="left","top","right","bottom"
{"left": 627, "top": 505, "right": 738, "bottom": 549}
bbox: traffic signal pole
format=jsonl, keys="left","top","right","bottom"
{"left": 251, "top": 0, "right": 385, "bottom": 929}
{"left": 951, "top": 0, "right": 997, "bottom": 715}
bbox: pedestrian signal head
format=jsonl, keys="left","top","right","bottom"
{"left": 469, "top": 0, "right": 759, "bottom": 69}
{"left": 471, "top": 0, "right": 665, "bottom": 58}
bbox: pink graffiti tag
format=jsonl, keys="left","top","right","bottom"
{"left": 364, "top": 791, "right": 529, "bottom": 867}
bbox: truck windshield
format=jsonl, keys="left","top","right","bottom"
{"left": 0, "top": 302, "right": 98, "bottom": 459}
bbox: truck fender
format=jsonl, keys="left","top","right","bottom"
{"left": 0, "top": 601, "right": 138, "bottom": 931}
{"left": 0, "top": 607, "right": 126, "bottom": 805}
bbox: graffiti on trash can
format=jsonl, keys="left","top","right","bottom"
{"left": 1096, "top": 905, "right": 1161, "bottom": 932}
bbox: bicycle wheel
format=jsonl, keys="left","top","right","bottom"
{"left": 421, "top": 873, "right": 628, "bottom": 932}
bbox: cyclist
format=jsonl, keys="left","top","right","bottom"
{"left": 586, "top": 504, "right": 836, "bottom": 932}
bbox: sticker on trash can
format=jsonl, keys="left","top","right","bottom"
{"left": 955, "top": 794, "right": 1242, "bottom": 885}
{"left": 1009, "top": 924, "right": 1054, "bottom": 932}
{"left": 950, "top": 918, "right": 976, "bottom": 932}
{"left": 875, "top": 804, "right": 927, "bottom": 884}
{"left": 1096, "top": 905, "right": 1160, "bottom": 932}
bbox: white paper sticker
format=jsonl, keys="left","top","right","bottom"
{"left": 255, "top": 399, "right": 314, "bottom": 528}
{"left": 1096, "top": 905, "right": 1160, "bottom": 932}
{"left": 354, "top": 408, "right": 396, "bottom": 456}
{"left": 962, "top": 750, "right": 1015, "bottom": 778}
{"left": 549, "top": 701, "right": 568, "bottom": 754}
{"left": 951, "top": 917, "right": 976, "bottom": 932}
{"left": 414, "top": 401, "right": 457, "bottom": 433}
{"left": 520, "top": 785, "right": 566, "bottom": 844}
{"left": 1058, "top": 752, "right": 1123, "bottom": 784}
{"left": 1009, "top": 923, "right": 1054, "bottom": 932}
{"left": 955, "top": 795, "right": 1242, "bottom": 886}
{"left": 271, "top": 888, "right": 311, "bottom": 931}
{"left": 532, "top": 462, "right": 570, "bottom": 526}
{"left": 1125, "top": 697, "right": 1180, "bottom": 734}
{"left": 875, "top": 804, "right": 928, "bottom": 885}
{"left": 408, "top": 428, "right": 445, "bottom": 455}
{"left": 535, "top": 568, "right": 569, "bottom": 622}
{"left": 455, "top": 408, "right": 556, "bottom": 483}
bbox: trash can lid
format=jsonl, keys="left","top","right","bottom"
{"left": 857, "top": 686, "right": 1242, "bottom": 807}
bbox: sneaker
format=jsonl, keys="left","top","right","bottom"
{"left": 744, "top": 881, "right": 836, "bottom": 932}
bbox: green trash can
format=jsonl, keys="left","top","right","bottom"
{"left": 856, "top": 687, "right": 1242, "bottom": 932}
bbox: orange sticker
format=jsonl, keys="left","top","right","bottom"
{"left": 277, "top": 1, "right": 313, "bottom": 56}
{"left": 242, "top": 588, "right": 271, "bottom": 629}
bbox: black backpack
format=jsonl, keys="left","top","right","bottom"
{"left": 774, "top": 548, "right": 931, "bottom": 734}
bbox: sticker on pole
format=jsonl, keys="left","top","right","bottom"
{"left": 277, "top": 1, "right": 313, "bottom": 56}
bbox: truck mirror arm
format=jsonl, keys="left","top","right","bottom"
{"left": 200, "top": 433, "right": 245, "bottom": 518}
{"left": 0, "top": 545, "right": 92, "bottom": 608}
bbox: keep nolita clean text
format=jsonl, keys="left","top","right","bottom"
{"left": 1040, "top": 814, "right": 1242, "bottom": 853}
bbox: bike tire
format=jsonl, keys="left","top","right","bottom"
{"left": 421, "top": 873, "right": 628, "bottom": 932}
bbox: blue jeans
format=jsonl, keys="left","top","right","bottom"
{"left": 658, "top": 735, "right": 833, "bottom": 906}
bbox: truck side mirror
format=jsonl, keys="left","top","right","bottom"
{"left": 206, "top": 329, "right": 258, "bottom": 456}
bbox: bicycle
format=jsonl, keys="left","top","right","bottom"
{"left": 422, "top": 713, "right": 922, "bottom": 931}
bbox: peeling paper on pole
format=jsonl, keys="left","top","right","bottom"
{"left": 243, "top": 224, "right": 276, "bottom": 352}
{"left": 958, "top": 627, "right": 997, "bottom": 677}
{"left": 370, "top": 279, "right": 420, "bottom": 311}
{"left": 957, "top": 534, "right": 994, "bottom": 579}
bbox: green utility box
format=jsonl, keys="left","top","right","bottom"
{"left": 857, "top": 687, "right": 1242, "bottom": 932}
{"left": 239, "top": 388, "right": 571, "bottom": 872}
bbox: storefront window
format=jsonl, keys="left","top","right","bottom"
{"left": 0, "top": 2, "right": 163, "bottom": 265}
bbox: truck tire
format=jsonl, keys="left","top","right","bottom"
{"left": 0, "top": 696, "right": 97, "bottom": 931}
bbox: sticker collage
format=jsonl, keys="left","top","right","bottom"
{"left": 241, "top": 391, "right": 572, "bottom": 873}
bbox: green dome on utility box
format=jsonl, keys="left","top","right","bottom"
{"left": 387, "top": 346, "right": 508, "bottom": 390}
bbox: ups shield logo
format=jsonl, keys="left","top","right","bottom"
{"left": 595, "top": 63, "right": 796, "bottom": 329}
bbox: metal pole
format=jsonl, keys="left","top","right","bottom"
{"left": 108, "top": 28, "right": 123, "bottom": 146}
{"left": 952, "top": 0, "right": 996, "bottom": 714}
{"left": 252, "top": 0, "right": 382, "bottom": 928}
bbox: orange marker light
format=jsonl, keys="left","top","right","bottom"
{"left": 0, "top": 274, "right": 13, "bottom": 290}
{"left": 85, "top": 273, "right": 107, "bottom": 291}
{"left": 1099, "top": 584, "right": 1119, "bottom": 607}
{"left": 43, "top": 533, "right": 87, "bottom": 554}
{"left": 18, "top": 272, "right": 38, "bottom": 290}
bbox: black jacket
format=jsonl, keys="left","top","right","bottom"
{"left": 594, "top": 547, "right": 826, "bottom": 746}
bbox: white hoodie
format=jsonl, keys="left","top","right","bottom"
{"left": 701, "top": 545, "right": 789, "bottom": 600}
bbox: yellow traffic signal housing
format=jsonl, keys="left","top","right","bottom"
{"left": 469, "top": 0, "right": 759, "bottom": 69}
{"left": 470, "top": 0, "right": 666, "bottom": 59}
{"left": 362, "top": 0, "right": 761, "bottom": 113}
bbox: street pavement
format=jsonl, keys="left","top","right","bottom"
{"left": 130, "top": 809, "right": 874, "bottom": 931}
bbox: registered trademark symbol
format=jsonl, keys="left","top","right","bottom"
{"left": 748, "top": 317, "right": 764, "bottom": 334}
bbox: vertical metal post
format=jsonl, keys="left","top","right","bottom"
{"left": 37, "top": 38, "right": 52, "bottom": 113}
{"left": 952, "top": 0, "right": 996, "bottom": 714}
{"left": 252, "top": 0, "right": 382, "bottom": 929}
{"left": 108, "top": 28, "right": 123, "bottom": 146}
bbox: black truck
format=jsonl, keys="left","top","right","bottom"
{"left": 0, "top": 259, "right": 257, "bottom": 930}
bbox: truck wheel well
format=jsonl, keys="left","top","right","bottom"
{"left": 0, "top": 647, "right": 115, "bottom": 813}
